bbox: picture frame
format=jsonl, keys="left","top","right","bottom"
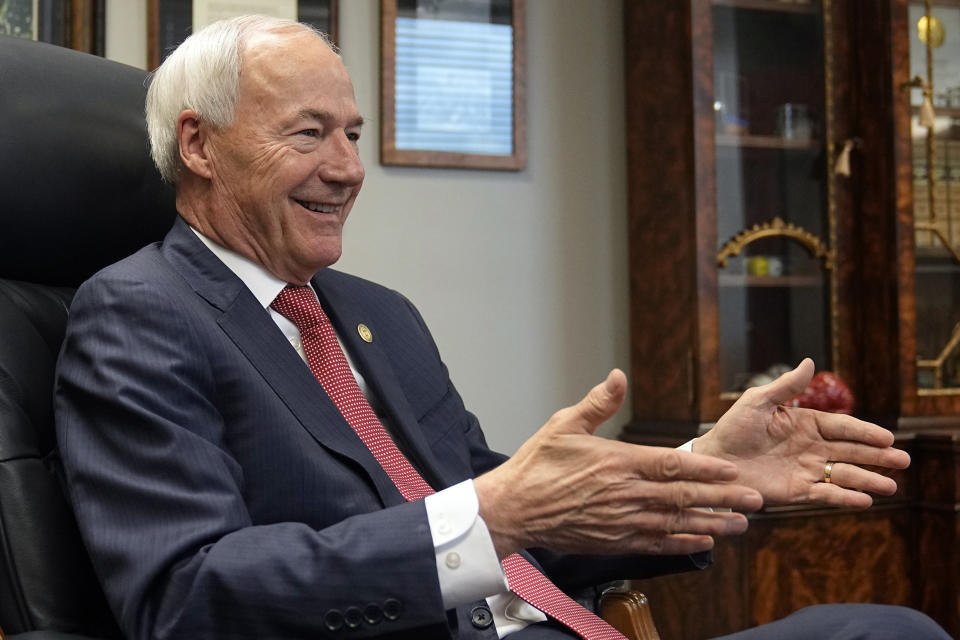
{"left": 1, "top": 0, "right": 105, "bottom": 55}
{"left": 380, "top": 0, "right": 526, "bottom": 170}
{"left": 146, "top": 0, "right": 338, "bottom": 71}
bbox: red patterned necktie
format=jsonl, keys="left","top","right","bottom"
{"left": 271, "top": 286, "right": 625, "bottom": 640}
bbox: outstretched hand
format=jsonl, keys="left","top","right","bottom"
{"left": 693, "top": 359, "right": 910, "bottom": 509}
{"left": 475, "top": 370, "right": 763, "bottom": 559}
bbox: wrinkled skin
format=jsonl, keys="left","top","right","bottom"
{"left": 695, "top": 359, "right": 908, "bottom": 509}
{"left": 476, "top": 361, "right": 908, "bottom": 559}
{"left": 176, "top": 28, "right": 365, "bottom": 284}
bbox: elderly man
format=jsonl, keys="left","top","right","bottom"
{"left": 54, "top": 14, "right": 946, "bottom": 640}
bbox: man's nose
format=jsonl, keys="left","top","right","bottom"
{"left": 320, "top": 132, "right": 364, "bottom": 186}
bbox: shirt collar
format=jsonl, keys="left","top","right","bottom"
{"left": 189, "top": 226, "right": 290, "bottom": 309}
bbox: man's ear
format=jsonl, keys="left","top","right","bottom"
{"left": 177, "top": 110, "right": 214, "bottom": 180}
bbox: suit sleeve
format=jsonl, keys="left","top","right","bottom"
{"left": 55, "top": 274, "right": 450, "bottom": 640}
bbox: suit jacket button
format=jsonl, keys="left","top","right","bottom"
{"left": 344, "top": 606, "right": 364, "bottom": 629}
{"left": 364, "top": 603, "right": 384, "bottom": 625}
{"left": 470, "top": 605, "right": 494, "bottom": 629}
{"left": 323, "top": 609, "right": 344, "bottom": 632}
{"left": 383, "top": 598, "right": 403, "bottom": 621}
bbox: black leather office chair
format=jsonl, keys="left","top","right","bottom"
{"left": 0, "top": 35, "right": 176, "bottom": 638}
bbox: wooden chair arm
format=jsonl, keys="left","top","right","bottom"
{"left": 599, "top": 588, "right": 661, "bottom": 640}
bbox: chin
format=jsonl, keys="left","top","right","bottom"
{"left": 306, "top": 247, "right": 343, "bottom": 272}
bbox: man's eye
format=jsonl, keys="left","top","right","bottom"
{"left": 346, "top": 131, "right": 361, "bottom": 142}
{"left": 298, "top": 129, "right": 319, "bottom": 137}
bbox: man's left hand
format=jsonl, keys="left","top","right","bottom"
{"left": 693, "top": 358, "right": 910, "bottom": 509}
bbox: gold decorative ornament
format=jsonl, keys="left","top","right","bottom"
{"left": 716, "top": 217, "right": 834, "bottom": 269}
{"left": 357, "top": 323, "right": 373, "bottom": 343}
{"left": 917, "top": 322, "right": 960, "bottom": 389}
{"left": 914, "top": 222, "right": 960, "bottom": 263}
{"left": 918, "top": 15, "right": 945, "bottom": 49}
{"left": 823, "top": 462, "right": 833, "bottom": 484}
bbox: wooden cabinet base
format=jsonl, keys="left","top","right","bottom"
{"left": 625, "top": 432, "right": 958, "bottom": 639}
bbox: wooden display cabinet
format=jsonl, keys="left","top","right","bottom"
{"left": 894, "top": 0, "right": 960, "bottom": 423}
{"left": 622, "top": 0, "right": 853, "bottom": 442}
{"left": 620, "top": 0, "right": 960, "bottom": 637}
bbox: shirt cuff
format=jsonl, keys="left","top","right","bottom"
{"left": 425, "top": 479, "right": 509, "bottom": 609}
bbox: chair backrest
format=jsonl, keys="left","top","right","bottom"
{"left": 0, "top": 35, "right": 177, "bottom": 636}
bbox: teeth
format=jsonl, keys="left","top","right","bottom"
{"left": 296, "top": 200, "right": 338, "bottom": 213}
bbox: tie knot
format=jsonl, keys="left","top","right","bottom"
{"left": 270, "top": 286, "right": 329, "bottom": 330}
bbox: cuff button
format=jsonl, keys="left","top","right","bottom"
{"left": 344, "top": 606, "right": 363, "bottom": 629}
{"left": 383, "top": 598, "right": 403, "bottom": 621}
{"left": 323, "top": 609, "right": 344, "bottom": 632}
{"left": 343, "top": 607, "right": 363, "bottom": 629}
{"left": 364, "top": 603, "right": 384, "bottom": 625}
{"left": 470, "top": 605, "right": 494, "bottom": 629}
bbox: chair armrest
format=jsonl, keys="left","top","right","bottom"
{"left": 599, "top": 588, "right": 661, "bottom": 640}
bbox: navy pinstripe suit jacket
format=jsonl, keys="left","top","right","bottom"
{"left": 54, "top": 217, "right": 703, "bottom": 639}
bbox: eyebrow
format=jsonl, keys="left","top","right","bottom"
{"left": 295, "top": 108, "right": 365, "bottom": 128}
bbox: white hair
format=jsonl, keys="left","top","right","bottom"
{"left": 145, "top": 14, "right": 333, "bottom": 184}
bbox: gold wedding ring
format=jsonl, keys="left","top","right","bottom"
{"left": 824, "top": 462, "right": 834, "bottom": 484}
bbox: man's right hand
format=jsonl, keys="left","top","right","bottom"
{"left": 473, "top": 369, "right": 763, "bottom": 559}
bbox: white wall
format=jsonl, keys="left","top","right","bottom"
{"left": 104, "top": 0, "right": 629, "bottom": 454}
{"left": 104, "top": 0, "right": 146, "bottom": 68}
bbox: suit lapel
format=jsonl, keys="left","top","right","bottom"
{"left": 161, "top": 219, "right": 406, "bottom": 505}
{"left": 312, "top": 271, "right": 460, "bottom": 491}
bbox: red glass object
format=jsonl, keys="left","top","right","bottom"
{"left": 786, "top": 371, "right": 855, "bottom": 414}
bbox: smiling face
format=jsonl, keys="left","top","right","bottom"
{"left": 182, "top": 28, "right": 365, "bottom": 284}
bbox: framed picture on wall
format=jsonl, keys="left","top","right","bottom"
{"left": 146, "top": 0, "right": 338, "bottom": 70}
{"left": 1, "top": 0, "right": 104, "bottom": 55}
{"left": 380, "top": 0, "right": 526, "bottom": 170}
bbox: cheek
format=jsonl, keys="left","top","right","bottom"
{"left": 236, "top": 143, "right": 303, "bottom": 190}
{"left": 210, "top": 153, "right": 273, "bottom": 206}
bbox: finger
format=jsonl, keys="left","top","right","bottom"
{"left": 575, "top": 506, "right": 750, "bottom": 546}
{"left": 818, "top": 440, "right": 910, "bottom": 470}
{"left": 630, "top": 507, "right": 751, "bottom": 537}
{"left": 625, "top": 477, "right": 764, "bottom": 512}
{"left": 554, "top": 369, "right": 627, "bottom": 435}
{"left": 825, "top": 462, "right": 898, "bottom": 496}
{"left": 759, "top": 357, "right": 815, "bottom": 405}
{"left": 629, "top": 447, "right": 743, "bottom": 484}
{"left": 807, "top": 481, "right": 875, "bottom": 510}
{"left": 634, "top": 533, "right": 716, "bottom": 556}
{"left": 815, "top": 413, "right": 897, "bottom": 448}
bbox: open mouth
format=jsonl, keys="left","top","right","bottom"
{"left": 294, "top": 199, "right": 339, "bottom": 214}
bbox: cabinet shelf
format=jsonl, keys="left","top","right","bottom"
{"left": 712, "top": 0, "right": 816, "bottom": 14}
{"left": 916, "top": 245, "right": 960, "bottom": 264}
{"left": 915, "top": 260, "right": 960, "bottom": 274}
{"left": 716, "top": 134, "right": 821, "bottom": 150}
{"left": 718, "top": 273, "right": 824, "bottom": 287}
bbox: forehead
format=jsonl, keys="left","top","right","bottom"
{"left": 237, "top": 30, "right": 357, "bottom": 118}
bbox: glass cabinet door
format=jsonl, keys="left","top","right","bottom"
{"left": 710, "top": 0, "right": 834, "bottom": 395}
{"left": 909, "top": 1, "right": 960, "bottom": 394}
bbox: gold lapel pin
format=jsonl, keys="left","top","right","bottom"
{"left": 357, "top": 323, "right": 373, "bottom": 343}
